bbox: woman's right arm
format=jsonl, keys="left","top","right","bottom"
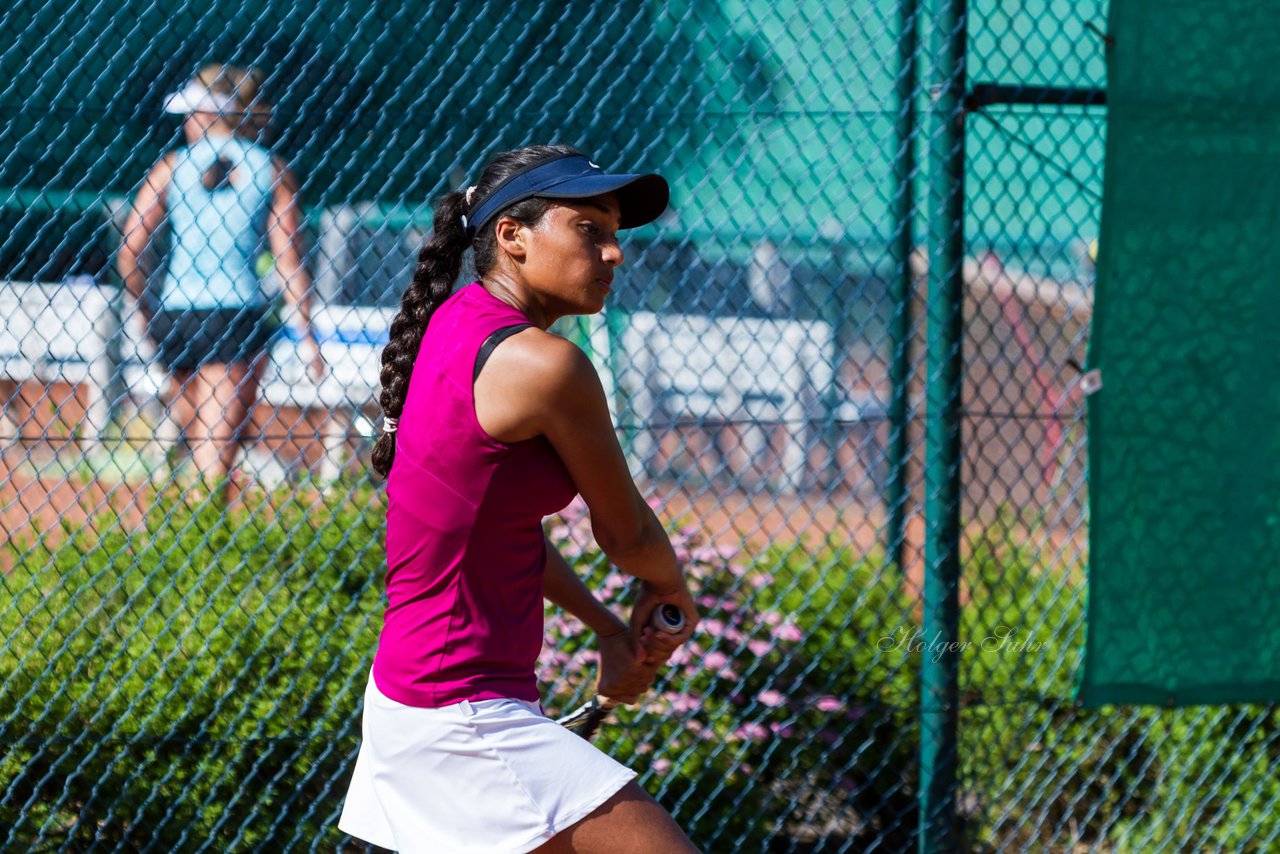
{"left": 117, "top": 154, "right": 175, "bottom": 322}
{"left": 529, "top": 338, "right": 699, "bottom": 657}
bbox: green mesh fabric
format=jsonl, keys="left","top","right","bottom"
{"left": 1079, "top": 0, "right": 1280, "bottom": 707}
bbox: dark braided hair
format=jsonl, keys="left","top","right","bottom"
{"left": 370, "top": 143, "right": 583, "bottom": 478}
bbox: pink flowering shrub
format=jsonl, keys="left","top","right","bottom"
{"left": 540, "top": 496, "right": 921, "bottom": 850}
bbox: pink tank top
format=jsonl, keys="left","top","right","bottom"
{"left": 373, "top": 281, "right": 579, "bottom": 708}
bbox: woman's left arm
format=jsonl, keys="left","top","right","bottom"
{"left": 542, "top": 535, "right": 627, "bottom": 637}
{"left": 268, "top": 160, "right": 324, "bottom": 379}
{"left": 543, "top": 536, "right": 655, "bottom": 704}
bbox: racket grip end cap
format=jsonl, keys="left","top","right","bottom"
{"left": 653, "top": 603, "right": 685, "bottom": 634}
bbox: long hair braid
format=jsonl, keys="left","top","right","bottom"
{"left": 370, "top": 190, "right": 469, "bottom": 477}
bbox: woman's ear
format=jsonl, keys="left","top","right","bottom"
{"left": 493, "top": 216, "right": 527, "bottom": 263}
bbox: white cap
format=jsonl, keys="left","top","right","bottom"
{"left": 163, "top": 79, "right": 238, "bottom": 115}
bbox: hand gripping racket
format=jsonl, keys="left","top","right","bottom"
{"left": 558, "top": 603, "right": 686, "bottom": 741}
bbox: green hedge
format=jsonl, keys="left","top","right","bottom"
{"left": 1, "top": 486, "right": 384, "bottom": 850}
{"left": 3, "top": 490, "right": 1276, "bottom": 850}
{"left": 956, "top": 533, "right": 1280, "bottom": 853}
{"left": 541, "top": 508, "right": 922, "bottom": 851}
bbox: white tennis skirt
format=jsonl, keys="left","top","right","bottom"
{"left": 338, "top": 672, "right": 636, "bottom": 853}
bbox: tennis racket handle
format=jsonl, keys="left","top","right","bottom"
{"left": 652, "top": 603, "right": 685, "bottom": 634}
{"left": 590, "top": 608, "right": 684, "bottom": 716}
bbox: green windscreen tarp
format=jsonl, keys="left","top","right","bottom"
{"left": 1078, "top": 0, "right": 1280, "bottom": 707}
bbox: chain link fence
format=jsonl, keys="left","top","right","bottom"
{"left": 2, "top": 1, "right": 1274, "bottom": 851}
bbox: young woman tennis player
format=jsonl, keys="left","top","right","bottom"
{"left": 338, "top": 145, "right": 701, "bottom": 853}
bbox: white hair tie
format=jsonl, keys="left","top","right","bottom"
{"left": 464, "top": 185, "right": 478, "bottom": 205}
{"left": 382, "top": 417, "right": 399, "bottom": 434}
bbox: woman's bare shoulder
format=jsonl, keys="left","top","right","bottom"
{"left": 488, "top": 326, "right": 595, "bottom": 390}
{"left": 474, "top": 325, "right": 604, "bottom": 444}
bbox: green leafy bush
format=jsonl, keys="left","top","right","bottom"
{"left": 956, "top": 537, "right": 1157, "bottom": 851}
{"left": 957, "top": 536, "right": 1280, "bottom": 853}
{"left": 5, "top": 487, "right": 1275, "bottom": 852}
{"left": 0, "top": 485, "right": 385, "bottom": 850}
{"left": 540, "top": 499, "right": 921, "bottom": 851}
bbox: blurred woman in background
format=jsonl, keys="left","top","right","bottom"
{"left": 117, "top": 63, "right": 323, "bottom": 504}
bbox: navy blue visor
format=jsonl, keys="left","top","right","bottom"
{"left": 463, "top": 154, "right": 669, "bottom": 238}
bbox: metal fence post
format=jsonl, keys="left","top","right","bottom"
{"left": 919, "top": 0, "right": 966, "bottom": 851}
{"left": 888, "top": 0, "right": 921, "bottom": 572}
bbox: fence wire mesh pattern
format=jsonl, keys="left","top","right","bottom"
{"left": 2, "top": 1, "right": 1272, "bottom": 852}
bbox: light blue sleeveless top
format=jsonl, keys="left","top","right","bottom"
{"left": 162, "top": 135, "right": 276, "bottom": 310}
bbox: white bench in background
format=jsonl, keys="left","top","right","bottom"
{"left": 0, "top": 278, "right": 117, "bottom": 453}
{"left": 4, "top": 279, "right": 845, "bottom": 491}
{"left": 257, "top": 305, "right": 393, "bottom": 481}
{"left": 614, "top": 311, "right": 835, "bottom": 489}
{"left": 0, "top": 278, "right": 395, "bottom": 482}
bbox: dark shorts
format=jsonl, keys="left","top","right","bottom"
{"left": 149, "top": 306, "right": 278, "bottom": 372}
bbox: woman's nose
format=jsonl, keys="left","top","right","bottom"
{"left": 603, "top": 241, "right": 623, "bottom": 267}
